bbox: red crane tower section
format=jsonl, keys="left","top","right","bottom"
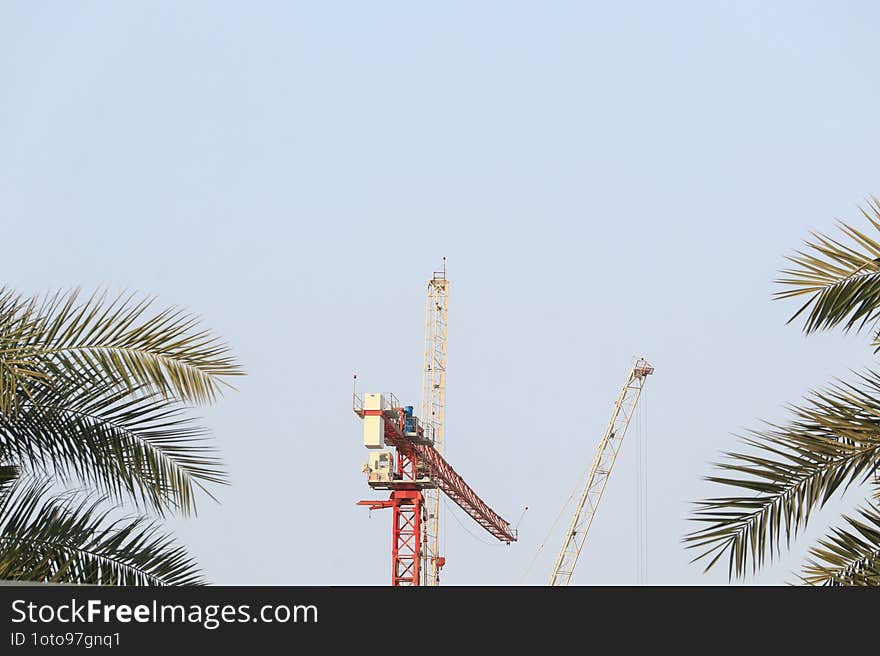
{"left": 355, "top": 392, "right": 515, "bottom": 586}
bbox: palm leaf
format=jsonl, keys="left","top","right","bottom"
{"left": 685, "top": 369, "right": 880, "bottom": 578}
{"left": 0, "top": 380, "right": 226, "bottom": 515}
{"left": 0, "top": 288, "right": 244, "bottom": 417}
{"left": 0, "top": 290, "right": 52, "bottom": 417}
{"left": 801, "top": 504, "right": 880, "bottom": 585}
{"left": 775, "top": 197, "right": 880, "bottom": 342}
{"left": 0, "top": 478, "right": 204, "bottom": 585}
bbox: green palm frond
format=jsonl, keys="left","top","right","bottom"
{"left": 0, "top": 290, "right": 52, "bottom": 418}
{"left": 1, "top": 380, "right": 225, "bottom": 515}
{"left": 0, "top": 288, "right": 244, "bottom": 417}
{"left": 0, "top": 287, "right": 240, "bottom": 584}
{"left": 685, "top": 370, "right": 880, "bottom": 578}
{"left": 775, "top": 197, "right": 880, "bottom": 340}
{"left": 801, "top": 504, "right": 880, "bottom": 586}
{"left": 0, "top": 478, "right": 204, "bottom": 585}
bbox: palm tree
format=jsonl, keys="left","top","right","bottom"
{"left": 686, "top": 198, "right": 880, "bottom": 585}
{"left": 0, "top": 288, "right": 243, "bottom": 584}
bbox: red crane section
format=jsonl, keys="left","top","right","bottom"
{"left": 411, "top": 443, "right": 515, "bottom": 543}
{"left": 355, "top": 392, "right": 515, "bottom": 585}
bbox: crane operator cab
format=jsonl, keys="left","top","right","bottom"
{"left": 365, "top": 451, "right": 395, "bottom": 486}
{"left": 363, "top": 451, "right": 434, "bottom": 488}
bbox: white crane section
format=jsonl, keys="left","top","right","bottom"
{"left": 548, "top": 358, "right": 654, "bottom": 586}
{"left": 420, "top": 265, "right": 449, "bottom": 586}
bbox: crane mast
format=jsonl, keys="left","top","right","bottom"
{"left": 420, "top": 265, "right": 449, "bottom": 586}
{"left": 548, "top": 358, "right": 654, "bottom": 586}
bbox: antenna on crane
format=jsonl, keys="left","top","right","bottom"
{"left": 515, "top": 506, "right": 529, "bottom": 531}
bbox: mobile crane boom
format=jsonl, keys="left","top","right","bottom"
{"left": 548, "top": 358, "right": 653, "bottom": 586}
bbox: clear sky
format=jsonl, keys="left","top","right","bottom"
{"left": 2, "top": 1, "right": 879, "bottom": 585}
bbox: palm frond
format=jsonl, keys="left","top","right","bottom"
{"left": 685, "top": 369, "right": 880, "bottom": 578}
{"left": 775, "top": 197, "right": 880, "bottom": 339}
{"left": 801, "top": 504, "right": 880, "bottom": 585}
{"left": 0, "top": 478, "right": 205, "bottom": 585}
{"left": 0, "top": 288, "right": 244, "bottom": 416}
{"left": 0, "top": 290, "right": 52, "bottom": 417}
{"left": 0, "top": 379, "right": 226, "bottom": 516}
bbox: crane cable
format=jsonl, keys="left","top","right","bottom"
{"left": 636, "top": 385, "right": 642, "bottom": 584}
{"left": 635, "top": 386, "right": 649, "bottom": 585}
{"left": 442, "top": 497, "right": 495, "bottom": 546}
{"left": 643, "top": 387, "right": 649, "bottom": 584}
{"left": 517, "top": 472, "right": 583, "bottom": 584}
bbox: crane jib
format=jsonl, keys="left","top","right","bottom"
{"left": 548, "top": 358, "right": 654, "bottom": 586}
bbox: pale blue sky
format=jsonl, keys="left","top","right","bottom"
{"left": 2, "top": 2, "right": 879, "bottom": 584}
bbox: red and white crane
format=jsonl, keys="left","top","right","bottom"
{"left": 354, "top": 266, "right": 515, "bottom": 586}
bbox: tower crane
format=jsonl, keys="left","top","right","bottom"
{"left": 354, "top": 266, "right": 516, "bottom": 586}
{"left": 548, "top": 357, "right": 654, "bottom": 586}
